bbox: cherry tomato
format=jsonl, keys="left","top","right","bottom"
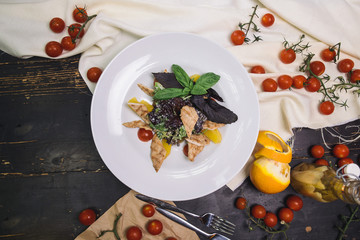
{"left": 279, "top": 49, "right": 296, "bottom": 64}
{"left": 87, "top": 67, "right": 103, "bottom": 83}
{"left": 333, "top": 144, "right": 350, "bottom": 158}
{"left": 319, "top": 101, "right": 335, "bottom": 115}
{"left": 277, "top": 75, "right": 293, "bottom": 90}
{"left": 147, "top": 220, "right": 163, "bottom": 235}
{"left": 251, "top": 205, "right": 266, "bottom": 219}
{"left": 250, "top": 65, "right": 265, "bottom": 74}
{"left": 45, "top": 41, "right": 63, "bottom": 57}
{"left": 126, "top": 226, "right": 142, "bottom": 240}
{"left": 315, "top": 159, "right": 329, "bottom": 166}
{"left": 73, "top": 7, "right": 88, "bottom": 23}
{"left": 183, "top": 144, "right": 189, "bottom": 157}
{"left": 235, "top": 197, "right": 247, "bottom": 210}
{"left": 78, "top": 208, "right": 96, "bottom": 226}
{"left": 311, "top": 145, "right": 325, "bottom": 158}
{"left": 321, "top": 48, "right": 336, "bottom": 62}
{"left": 61, "top": 36, "right": 76, "bottom": 51}
{"left": 261, "top": 13, "right": 275, "bottom": 27}
{"left": 137, "top": 128, "right": 153, "bottom": 142}
{"left": 305, "top": 77, "right": 321, "bottom": 92}
{"left": 278, "top": 207, "right": 294, "bottom": 223}
{"left": 337, "top": 59, "right": 354, "bottom": 73}
{"left": 264, "top": 212, "right": 277, "bottom": 228}
{"left": 231, "top": 30, "right": 246, "bottom": 45}
{"left": 292, "top": 75, "right": 306, "bottom": 89}
{"left": 286, "top": 195, "right": 303, "bottom": 211}
{"left": 49, "top": 17, "right": 65, "bottom": 33}
{"left": 310, "top": 61, "right": 325, "bottom": 76}
{"left": 142, "top": 204, "right": 155, "bottom": 217}
{"left": 68, "top": 23, "right": 85, "bottom": 39}
{"left": 350, "top": 69, "right": 360, "bottom": 83}
{"left": 338, "top": 158, "right": 354, "bottom": 168}
{"left": 262, "top": 78, "right": 278, "bottom": 92}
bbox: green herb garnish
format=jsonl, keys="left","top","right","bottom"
{"left": 153, "top": 64, "right": 220, "bottom": 100}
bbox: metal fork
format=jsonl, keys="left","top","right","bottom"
{"left": 135, "top": 194, "right": 235, "bottom": 235}
{"left": 156, "top": 207, "right": 232, "bottom": 240}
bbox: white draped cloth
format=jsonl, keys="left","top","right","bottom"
{"left": 1, "top": 0, "right": 359, "bottom": 189}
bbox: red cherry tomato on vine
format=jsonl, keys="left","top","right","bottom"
{"left": 49, "top": 17, "right": 65, "bottom": 33}
{"left": 142, "top": 204, "right": 155, "bottom": 217}
{"left": 310, "top": 61, "right": 325, "bottom": 76}
{"left": 250, "top": 65, "right": 265, "bottom": 74}
{"left": 261, "top": 13, "right": 275, "bottom": 27}
{"left": 183, "top": 144, "right": 189, "bottom": 157}
{"left": 277, "top": 75, "right": 293, "bottom": 89}
{"left": 61, "top": 36, "right": 76, "bottom": 51}
{"left": 87, "top": 67, "right": 103, "bottom": 83}
{"left": 231, "top": 30, "right": 246, "bottom": 45}
{"left": 73, "top": 7, "right": 88, "bottom": 23}
{"left": 279, "top": 49, "right": 296, "bottom": 64}
{"left": 147, "top": 220, "right": 163, "bottom": 235}
{"left": 68, "top": 23, "right": 85, "bottom": 39}
{"left": 251, "top": 205, "right": 266, "bottom": 219}
{"left": 333, "top": 144, "right": 350, "bottom": 158}
{"left": 278, "top": 207, "right": 294, "bottom": 223}
{"left": 292, "top": 75, "right": 306, "bottom": 89}
{"left": 311, "top": 145, "right": 325, "bottom": 158}
{"left": 126, "top": 226, "right": 142, "bottom": 240}
{"left": 79, "top": 208, "right": 96, "bottom": 226}
{"left": 235, "top": 197, "right": 247, "bottom": 210}
{"left": 338, "top": 59, "right": 354, "bottom": 73}
{"left": 338, "top": 158, "right": 354, "bottom": 168}
{"left": 315, "top": 159, "right": 329, "bottom": 166}
{"left": 319, "top": 101, "right": 335, "bottom": 115}
{"left": 321, "top": 48, "right": 336, "bottom": 62}
{"left": 262, "top": 78, "right": 277, "bottom": 92}
{"left": 264, "top": 212, "right": 277, "bottom": 228}
{"left": 350, "top": 69, "right": 360, "bottom": 83}
{"left": 286, "top": 195, "right": 303, "bottom": 211}
{"left": 45, "top": 41, "right": 63, "bottom": 57}
{"left": 305, "top": 77, "right": 321, "bottom": 92}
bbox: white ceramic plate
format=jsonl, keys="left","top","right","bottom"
{"left": 91, "top": 32, "right": 259, "bottom": 201}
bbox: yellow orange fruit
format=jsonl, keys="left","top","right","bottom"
{"left": 202, "top": 129, "right": 222, "bottom": 144}
{"left": 250, "top": 157, "right": 290, "bottom": 194}
{"left": 254, "top": 130, "right": 292, "bottom": 163}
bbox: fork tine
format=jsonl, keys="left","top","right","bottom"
{"left": 213, "top": 215, "right": 236, "bottom": 229}
{"left": 209, "top": 221, "right": 235, "bottom": 235}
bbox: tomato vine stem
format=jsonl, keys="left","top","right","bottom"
{"left": 238, "top": 5, "right": 262, "bottom": 43}
{"left": 72, "top": 14, "right": 97, "bottom": 43}
{"left": 336, "top": 205, "right": 359, "bottom": 240}
{"left": 97, "top": 213, "right": 122, "bottom": 239}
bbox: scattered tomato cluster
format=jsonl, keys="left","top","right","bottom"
{"left": 256, "top": 46, "right": 359, "bottom": 115}
{"left": 46, "top": 6, "right": 91, "bottom": 57}
{"left": 46, "top": 6, "right": 103, "bottom": 83}
{"left": 311, "top": 143, "right": 357, "bottom": 168}
{"left": 236, "top": 194, "right": 303, "bottom": 230}
{"left": 126, "top": 204, "right": 177, "bottom": 240}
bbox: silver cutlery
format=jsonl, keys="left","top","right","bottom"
{"left": 135, "top": 194, "right": 235, "bottom": 235}
{"left": 156, "top": 207, "right": 232, "bottom": 240}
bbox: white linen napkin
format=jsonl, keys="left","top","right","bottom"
{"left": 0, "top": 0, "right": 359, "bottom": 191}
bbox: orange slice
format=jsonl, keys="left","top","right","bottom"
{"left": 128, "top": 97, "right": 153, "bottom": 112}
{"left": 202, "top": 129, "right": 222, "bottom": 144}
{"left": 162, "top": 139, "right": 171, "bottom": 158}
{"left": 250, "top": 157, "right": 290, "bottom": 194}
{"left": 254, "top": 130, "right": 292, "bottom": 163}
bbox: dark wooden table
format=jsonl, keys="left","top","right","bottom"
{"left": 0, "top": 51, "right": 359, "bottom": 240}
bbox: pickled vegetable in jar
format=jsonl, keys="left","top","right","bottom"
{"left": 290, "top": 162, "right": 360, "bottom": 204}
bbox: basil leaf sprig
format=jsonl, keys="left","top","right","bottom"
{"left": 153, "top": 64, "right": 220, "bottom": 100}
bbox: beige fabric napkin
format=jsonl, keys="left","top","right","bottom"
{"left": 0, "top": 0, "right": 359, "bottom": 190}
{"left": 75, "top": 190, "right": 199, "bottom": 240}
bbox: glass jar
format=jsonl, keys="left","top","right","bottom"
{"left": 290, "top": 162, "right": 360, "bottom": 204}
